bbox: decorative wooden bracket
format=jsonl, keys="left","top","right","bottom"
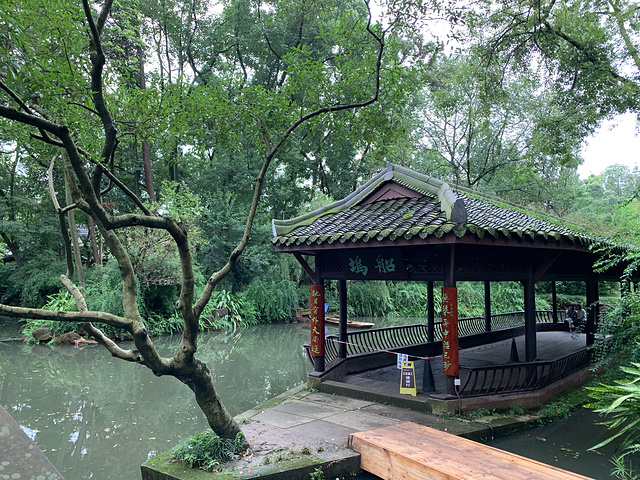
{"left": 533, "top": 252, "right": 562, "bottom": 284}
{"left": 294, "top": 252, "right": 316, "bottom": 283}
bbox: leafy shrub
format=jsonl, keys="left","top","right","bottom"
{"left": 538, "top": 399, "right": 573, "bottom": 422}
{"left": 347, "top": 281, "right": 394, "bottom": 317}
{"left": 0, "top": 253, "right": 67, "bottom": 307}
{"left": 171, "top": 430, "right": 245, "bottom": 471}
{"left": 243, "top": 278, "right": 300, "bottom": 322}
{"left": 389, "top": 282, "right": 429, "bottom": 317}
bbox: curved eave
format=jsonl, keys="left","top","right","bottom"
{"left": 273, "top": 223, "right": 620, "bottom": 253}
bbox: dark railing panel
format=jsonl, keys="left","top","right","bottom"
{"left": 458, "top": 349, "right": 592, "bottom": 397}
{"left": 304, "top": 310, "right": 563, "bottom": 365}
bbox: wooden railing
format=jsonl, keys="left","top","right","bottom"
{"left": 458, "top": 348, "right": 592, "bottom": 396}
{"left": 307, "top": 310, "right": 561, "bottom": 365}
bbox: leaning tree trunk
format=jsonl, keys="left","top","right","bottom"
{"left": 186, "top": 359, "right": 243, "bottom": 440}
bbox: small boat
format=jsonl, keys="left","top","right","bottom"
{"left": 324, "top": 316, "right": 374, "bottom": 329}
{"left": 292, "top": 308, "right": 374, "bottom": 329}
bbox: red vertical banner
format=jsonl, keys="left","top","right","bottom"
{"left": 310, "top": 285, "right": 325, "bottom": 357}
{"left": 441, "top": 287, "right": 459, "bottom": 376}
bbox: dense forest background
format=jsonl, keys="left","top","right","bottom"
{"left": 1, "top": 0, "right": 639, "bottom": 334}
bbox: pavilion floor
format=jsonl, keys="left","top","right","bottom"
{"left": 314, "top": 331, "right": 594, "bottom": 414}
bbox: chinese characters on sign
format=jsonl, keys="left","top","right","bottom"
{"left": 441, "top": 287, "right": 459, "bottom": 377}
{"left": 349, "top": 255, "right": 368, "bottom": 276}
{"left": 396, "top": 353, "right": 408, "bottom": 369}
{"left": 347, "top": 254, "right": 397, "bottom": 277}
{"left": 336, "top": 249, "right": 406, "bottom": 280}
{"left": 399, "top": 361, "right": 417, "bottom": 396}
{"left": 375, "top": 255, "right": 396, "bottom": 274}
{"left": 309, "top": 285, "right": 325, "bottom": 357}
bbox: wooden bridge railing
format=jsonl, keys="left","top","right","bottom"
{"left": 307, "top": 310, "right": 560, "bottom": 365}
{"left": 458, "top": 348, "right": 592, "bottom": 396}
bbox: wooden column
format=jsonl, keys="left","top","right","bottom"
{"left": 586, "top": 276, "right": 598, "bottom": 346}
{"left": 310, "top": 263, "right": 326, "bottom": 372}
{"left": 442, "top": 245, "right": 459, "bottom": 396}
{"left": 427, "top": 281, "right": 435, "bottom": 343}
{"left": 551, "top": 281, "right": 558, "bottom": 323}
{"left": 338, "top": 279, "right": 348, "bottom": 359}
{"left": 484, "top": 281, "right": 491, "bottom": 332}
{"left": 523, "top": 264, "right": 537, "bottom": 361}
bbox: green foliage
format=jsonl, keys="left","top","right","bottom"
{"left": 538, "top": 399, "right": 573, "bottom": 422}
{"left": 309, "top": 467, "right": 325, "bottom": 480}
{"left": 508, "top": 404, "right": 526, "bottom": 416}
{"left": 347, "top": 281, "right": 394, "bottom": 317}
{"left": 0, "top": 254, "right": 67, "bottom": 307}
{"left": 466, "top": 408, "right": 494, "bottom": 418}
{"left": 587, "top": 363, "right": 640, "bottom": 454}
{"left": 593, "top": 292, "right": 640, "bottom": 365}
{"left": 243, "top": 278, "right": 301, "bottom": 322}
{"left": 170, "top": 430, "right": 245, "bottom": 471}
{"left": 388, "top": 282, "right": 429, "bottom": 317}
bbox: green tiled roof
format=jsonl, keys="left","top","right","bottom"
{"left": 271, "top": 164, "right": 599, "bottom": 249}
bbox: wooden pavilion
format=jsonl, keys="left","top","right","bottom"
{"left": 271, "top": 164, "right": 632, "bottom": 396}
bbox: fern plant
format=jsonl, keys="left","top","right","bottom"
{"left": 170, "top": 430, "right": 245, "bottom": 471}
{"left": 587, "top": 362, "right": 640, "bottom": 478}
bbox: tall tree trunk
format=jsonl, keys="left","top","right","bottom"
{"left": 0, "top": 147, "right": 23, "bottom": 266}
{"left": 137, "top": 41, "right": 156, "bottom": 202}
{"left": 87, "top": 216, "right": 101, "bottom": 267}
{"left": 63, "top": 153, "right": 85, "bottom": 286}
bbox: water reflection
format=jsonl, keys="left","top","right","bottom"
{"left": 0, "top": 323, "right": 311, "bottom": 480}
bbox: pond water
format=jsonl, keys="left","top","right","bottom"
{"left": 0, "top": 319, "right": 310, "bottom": 480}
{"left": 487, "top": 407, "right": 634, "bottom": 479}
{"left": 0, "top": 317, "right": 632, "bottom": 480}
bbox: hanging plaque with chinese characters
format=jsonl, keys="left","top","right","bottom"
{"left": 441, "top": 287, "right": 459, "bottom": 376}
{"left": 309, "top": 285, "right": 325, "bottom": 357}
{"left": 337, "top": 248, "right": 406, "bottom": 280}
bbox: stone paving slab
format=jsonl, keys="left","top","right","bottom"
{"left": 323, "top": 410, "right": 401, "bottom": 431}
{"left": 251, "top": 408, "right": 316, "bottom": 428}
{"left": 285, "top": 419, "right": 356, "bottom": 445}
{"left": 271, "top": 399, "right": 344, "bottom": 419}
{"left": 295, "top": 391, "right": 375, "bottom": 410}
{"left": 0, "top": 403, "right": 64, "bottom": 480}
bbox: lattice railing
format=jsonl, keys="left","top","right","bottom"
{"left": 309, "top": 310, "right": 560, "bottom": 364}
{"left": 458, "top": 348, "right": 592, "bottom": 396}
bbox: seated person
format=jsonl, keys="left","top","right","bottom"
{"left": 574, "top": 305, "right": 586, "bottom": 328}
{"left": 565, "top": 305, "right": 577, "bottom": 329}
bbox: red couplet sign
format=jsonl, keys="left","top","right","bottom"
{"left": 441, "top": 287, "right": 459, "bottom": 376}
{"left": 309, "top": 285, "right": 325, "bottom": 357}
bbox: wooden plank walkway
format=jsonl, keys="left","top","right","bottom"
{"left": 349, "top": 421, "right": 594, "bottom": 480}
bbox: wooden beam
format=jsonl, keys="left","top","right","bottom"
{"left": 552, "top": 281, "right": 558, "bottom": 323}
{"left": 339, "top": 279, "right": 348, "bottom": 359}
{"left": 293, "top": 252, "right": 315, "bottom": 282}
{"left": 427, "top": 281, "right": 434, "bottom": 343}
{"left": 532, "top": 252, "right": 562, "bottom": 284}
{"left": 524, "top": 264, "right": 537, "bottom": 361}
{"left": 484, "top": 281, "right": 491, "bottom": 332}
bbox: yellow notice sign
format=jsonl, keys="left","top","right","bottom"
{"left": 400, "top": 361, "right": 417, "bottom": 396}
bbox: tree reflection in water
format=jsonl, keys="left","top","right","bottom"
{"left": 0, "top": 322, "right": 310, "bottom": 480}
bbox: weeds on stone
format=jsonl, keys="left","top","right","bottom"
{"left": 170, "top": 431, "right": 246, "bottom": 472}
{"left": 309, "top": 467, "right": 325, "bottom": 480}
